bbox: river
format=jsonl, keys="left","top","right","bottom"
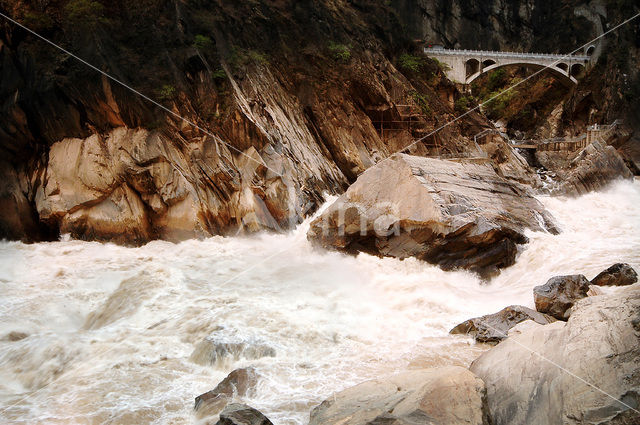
{"left": 0, "top": 180, "right": 639, "bottom": 424}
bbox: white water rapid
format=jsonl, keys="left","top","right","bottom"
{"left": 1, "top": 180, "right": 639, "bottom": 425}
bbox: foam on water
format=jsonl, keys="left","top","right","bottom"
{"left": 0, "top": 181, "right": 639, "bottom": 424}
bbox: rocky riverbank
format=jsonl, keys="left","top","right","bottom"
{"left": 194, "top": 264, "right": 639, "bottom": 425}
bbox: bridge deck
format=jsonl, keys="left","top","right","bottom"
{"left": 424, "top": 48, "right": 589, "bottom": 62}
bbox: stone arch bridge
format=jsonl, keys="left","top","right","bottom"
{"left": 424, "top": 46, "right": 596, "bottom": 85}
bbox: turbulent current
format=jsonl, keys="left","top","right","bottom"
{"left": 0, "top": 181, "right": 639, "bottom": 425}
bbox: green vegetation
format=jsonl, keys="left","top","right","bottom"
{"left": 229, "top": 47, "right": 269, "bottom": 70}
{"left": 432, "top": 58, "right": 451, "bottom": 72}
{"left": 22, "top": 11, "right": 54, "bottom": 32}
{"left": 212, "top": 68, "right": 227, "bottom": 80}
{"left": 399, "top": 54, "right": 425, "bottom": 73}
{"left": 484, "top": 89, "right": 516, "bottom": 118}
{"left": 454, "top": 95, "right": 473, "bottom": 113}
{"left": 64, "top": 0, "right": 106, "bottom": 29}
{"left": 157, "top": 84, "right": 177, "bottom": 102}
{"left": 410, "top": 90, "right": 431, "bottom": 115}
{"left": 193, "top": 34, "right": 214, "bottom": 51}
{"left": 328, "top": 42, "right": 351, "bottom": 63}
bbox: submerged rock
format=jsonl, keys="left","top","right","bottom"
{"left": 216, "top": 403, "right": 273, "bottom": 425}
{"left": 309, "top": 366, "right": 490, "bottom": 425}
{"left": 533, "top": 275, "right": 590, "bottom": 320}
{"left": 195, "top": 368, "right": 260, "bottom": 417}
{"left": 471, "top": 285, "right": 640, "bottom": 425}
{"left": 450, "top": 305, "right": 556, "bottom": 343}
{"left": 308, "top": 154, "right": 558, "bottom": 277}
{"left": 591, "top": 263, "right": 638, "bottom": 287}
{"left": 190, "top": 337, "right": 275, "bottom": 367}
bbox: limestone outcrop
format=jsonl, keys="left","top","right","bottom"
{"left": 533, "top": 274, "right": 590, "bottom": 320}
{"left": 309, "top": 366, "right": 490, "bottom": 425}
{"left": 307, "top": 154, "right": 558, "bottom": 277}
{"left": 450, "top": 305, "right": 556, "bottom": 343}
{"left": 471, "top": 284, "right": 640, "bottom": 425}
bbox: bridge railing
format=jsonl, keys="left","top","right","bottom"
{"left": 424, "top": 47, "right": 589, "bottom": 61}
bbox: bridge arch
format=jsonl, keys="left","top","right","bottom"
{"left": 570, "top": 63, "right": 586, "bottom": 78}
{"left": 465, "top": 58, "right": 480, "bottom": 77}
{"left": 466, "top": 61, "right": 578, "bottom": 85}
{"left": 585, "top": 45, "right": 596, "bottom": 56}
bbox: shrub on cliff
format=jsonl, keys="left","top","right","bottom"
{"left": 328, "top": 42, "right": 351, "bottom": 63}
{"left": 63, "top": 0, "right": 107, "bottom": 29}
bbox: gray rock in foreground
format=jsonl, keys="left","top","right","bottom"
{"left": 216, "top": 404, "right": 273, "bottom": 425}
{"left": 471, "top": 285, "right": 640, "bottom": 425}
{"left": 309, "top": 366, "right": 490, "bottom": 425}
{"left": 308, "top": 154, "right": 558, "bottom": 278}
{"left": 533, "top": 275, "right": 590, "bottom": 320}
{"left": 591, "top": 263, "right": 638, "bottom": 287}
{"left": 450, "top": 305, "right": 556, "bottom": 343}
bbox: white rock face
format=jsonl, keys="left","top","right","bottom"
{"left": 470, "top": 284, "right": 640, "bottom": 425}
{"left": 308, "top": 154, "right": 558, "bottom": 277}
{"left": 309, "top": 366, "right": 490, "bottom": 425}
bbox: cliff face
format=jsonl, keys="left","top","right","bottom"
{"left": 0, "top": 0, "right": 636, "bottom": 244}
{"left": 0, "top": 0, "right": 492, "bottom": 242}
{"left": 395, "top": 0, "right": 640, "bottom": 163}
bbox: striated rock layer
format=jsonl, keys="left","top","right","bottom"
{"left": 308, "top": 154, "right": 558, "bottom": 277}
{"left": 471, "top": 284, "right": 640, "bottom": 425}
{"left": 309, "top": 366, "right": 490, "bottom": 425}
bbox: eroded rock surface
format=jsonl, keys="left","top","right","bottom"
{"left": 541, "top": 141, "right": 634, "bottom": 196}
{"left": 308, "top": 154, "right": 558, "bottom": 277}
{"left": 533, "top": 274, "right": 590, "bottom": 320}
{"left": 190, "top": 337, "right": 275, "bottom": 368}
{"left": 195, "top": 368, "right": 260, "bottom": 417}
{"left": 450, "top": 305, "right": 556, "bottom": 344}
{"left": 591, "top": 263, "right": 638, "bottom": 287}
{"left": 471, "top": 285, "right": 640, "bottom": 425}
{"left": 216, "top": 404, "right": 273, "bottom": 425}
{"left": 309, "top": 366, "right": 490, "bottom": 425}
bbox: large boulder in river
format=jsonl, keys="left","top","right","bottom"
{"left": 533, "top": 275, "right": 590, "bottom": 320}
{"left": 551, "top": 141, "right": 633, "bottom": 196}
{"left": 591, "top": 263, "right": 638, "bottom": 287}
{"left": 470, "top": 284, "right": 640, "bottom": 425}
{"left": 216, "top": 404, "right": 273, "bottom": 425}
{"left": 190, "top": 337, "right": 276, "bottom": 367}
{"left": 309, "top": 366, "right": 490, "bottom": 425}
{"left": 307, "top": 154, "right": 558, "bottom": 277}
{"left": 450, "top": 305, "right": 556, "bottom": 344}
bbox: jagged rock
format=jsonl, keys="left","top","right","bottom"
{"left": 216, "top": 404, "right": 273, "bottom": 425}
{"left": 195, "top": 368, "right": 260, "bottom": 417}
{"left": 591, "top": 263, "right": 638, "bottom": 287}
{"left": 195, "top": 368, "right": 259, "bottom": 409}
{"left": 471, "top": 285, "right": 640, "bottom": 425}
{"left": 533, "top": 275, "right": 590, "bottom": 320}
{"left": 309, "top": 366, "right": 490, "bottom": 425}
{"left": 190, "top": 337, "right": 275, "bottom": 367}
{"left": 553, "top": 141, "right": 633, "bottom": 196}
{"left": 450, "top": 305, "right": 556, "bottom": 343}
{"left": 307, "top": 154, "right": 558, "bottom": 277}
